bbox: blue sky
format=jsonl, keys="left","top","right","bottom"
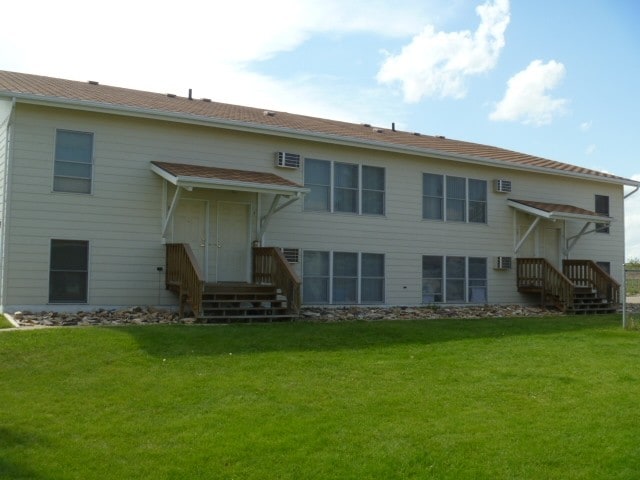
{"left": 1, "top": 0, "right": 639, "bottom": 258}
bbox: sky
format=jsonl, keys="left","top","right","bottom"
{"left": 1, "top": 0, "right": 639, "bottom": 259}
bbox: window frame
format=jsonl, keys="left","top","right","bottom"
{"left": 53, "top": 129, "right": 94, "bottom": 194}
{"left": 302, "top": 250, "right": 385, "bottom": 304}
{"left": 422, "top": 255, "right": 487, "bottom": 304}
{"left": 303, "top": 159, "right": 385, "bottom": 216}
{"left": 422, "top": 173, "right": 487, "bottom": 224}
{"left": 595, "top": 194, "right": 610, "bottom": 234}
{"left": 49, "top": 239, "right": 89, "bottom": 304}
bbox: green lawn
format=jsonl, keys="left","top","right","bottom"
{"left": 0, "top": 315, "right": 14, "bottom": 329}
{"left": 1, "top": 316, "right": 639, "bottom": 479}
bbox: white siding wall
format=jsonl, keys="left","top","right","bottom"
{"left": 3, "top": 103, "right": 628, "bottom": 311}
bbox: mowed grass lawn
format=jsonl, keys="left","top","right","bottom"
{"left": 1, "top": 316, "right": 639, "bottom": 479}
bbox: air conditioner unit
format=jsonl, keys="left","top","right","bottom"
{"left": 494, "top": 256, "right": 512, "bottom": 270}
{"left": 494, "top": 179, "right": 512, "bottom": 193}
{"left": 281, "top": 248, "right": 300, "bottom": 263}
{"left": 275, "top": 152, "right": 301, "bottom": 169}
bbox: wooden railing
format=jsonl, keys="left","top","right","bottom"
{"left": 252, "top": 247, "right": 301, "bottom": 315}
{"left": 563, "top": 259, "right": 620, "bottom": 305}
{"left": 165, "top": 243, "right": 205, "bottom": 317}
{"left": 517, "top": 258, "right": 574, "bottom": 311}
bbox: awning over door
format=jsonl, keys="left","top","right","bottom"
{"left": 508, "top": 199, "right": 612, "bottom": 255}
{"left": 507, "top": 199, "right": 611, "bottom": 224}
{"left": 151, "top": 161, "right": 308, "bottom": 241}
{"left": 151, "top": 161, "right": 307, "bottom": 196}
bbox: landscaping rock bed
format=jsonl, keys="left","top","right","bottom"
{"left": 8, "top": 303, "right": 623, "bottom": 327}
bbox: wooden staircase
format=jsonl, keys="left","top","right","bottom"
{"left": 200, "top": 284, "right": 295, "bottom": 322}
{"left": 517, "top": 258, "right": 620, "bottom": 314}
{"left": 165, "top": 244, "right": 301, "bottom": 322}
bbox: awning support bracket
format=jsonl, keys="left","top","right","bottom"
{"left": 162, "top": 185, "right": 183, "bottom": 238}
{"left": 514, "top": 217, "right": 541, "bottom": 254}
{"left": 258, "top": 193, "right": 302, "bottom": 242}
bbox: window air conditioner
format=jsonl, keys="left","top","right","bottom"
{"left": 275, "top": 152, "right": 301, "bottom": 169}
{"left": 494, "top": 179, "right": 512, "bottom": 193}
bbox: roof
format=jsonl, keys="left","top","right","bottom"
{"left": 508, "top": 199, "right": 611, "bottom": 223}
{"left": 150, "top": 161, "right": 307, "bottom": 196}
{"left": 1, "top": 70, "right": 637, "bottom": 187}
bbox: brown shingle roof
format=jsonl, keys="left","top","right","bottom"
{"left": 509, "top": 199, "right": 608, "bottom": 219}
{"left": 1, "top": 70, "right": 636, "bottom": 186}
{"left": 151, "top": 161, "right": 303, "bottom": 189}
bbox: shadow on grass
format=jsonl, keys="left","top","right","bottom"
{"left": 121, "top": 314, "right": 623, "bottom": 358}
{"left": 0, "top": 428, "right": 55, "bottom": 480}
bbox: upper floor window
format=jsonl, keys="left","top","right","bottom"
{"left": 304, "top": 159, "right": 385, "bottom": 215}
{"left": 595, "top": 194, "right": 610, "bottom": 234}
{"left": 54, "top": 130, "right": 93, "bottom": 194}
{"left": 423, "top": 173, "right": 486, "bottom": 223}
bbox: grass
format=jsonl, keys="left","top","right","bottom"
{"left": 1, "top": 315, "right": 639, "bottom": 479}
{"left": 0, "top": 315, "right": 14, "bottom": 329}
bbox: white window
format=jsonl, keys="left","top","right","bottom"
{"left": 49, "top": 239, "right": 89, "bottom": 303}
{"left": 304, "top": 159, "right": 385, "bottom": 215}
{"left": 303, "top": 251, "right": 385, "bottom": 304}
{"left": 422, "top": 255, "right": 487, "bottom": 304}
{"left": 54, "top": 130, "right": 93, "bottom": 194}
{"left": 423, "top": 173, "right": 487, "bottom": 223}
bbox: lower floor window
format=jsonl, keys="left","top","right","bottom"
{"left": 422, "top": 255, "right": 487, "bottom": 303}
{"left": 303, "top": 250, "right": 384, "bottom": 304}
{"left": 49, "top": 239, "right": 89, "bottom": 303}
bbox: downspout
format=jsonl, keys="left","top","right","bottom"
{"left": 0, "top": 98, "right": 16, "bottom": 311}
{"left": 622, "top": 184, "right": 639, "bottom": 328}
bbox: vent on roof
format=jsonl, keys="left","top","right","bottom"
{"left": 281, "top": 248, "right": 300, "bottom": 264}
{"left": 413, "top": 132, "right": 421, "bottom": 136}
{"left": 436, "top": 135, "right": 446, "bottom": 139}
{"left": 494, "top": 179, "right": 512, "bottom": 193}
{"left": 201, "top": 98, "right": 211, "bottom": 102}
{"left": 374, "top": 128, "right": 384, "bottom": 133}
{"left": 167, "top": 93, "right": 177, "bottom": 98}
{"left": 494, "top": 256, "right": 512, "bottom": 270}
{"left": 275, "top": 152, "right": 301, "bottom": 169}
{"left": 362, "top": 123, "right": 371, "bottom": 127}
{"left": 88, "top": 80, "right": 99, "bottom": 85}
{"left": 264, "top": 110, "right": 276, "bottom": 117}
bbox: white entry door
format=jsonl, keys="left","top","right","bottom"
{"left": 173, "top": 199, "right": 208, "bottom": 276}
{"left": 216, "top": 202, "right": 250, "bottom": 282}
{"left": 542, "top": 227, "right": 561, "bottom": 268}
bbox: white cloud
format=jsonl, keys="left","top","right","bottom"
{"left": 489, "top": 59, "right": 568, "bottom": 125}
{"left": 585, "top": 144, "right": 597, "bottom": 155}
{"left": 580, "top": 121, "right": 593, "bottom": 132}
{"left": 376, "top": 0, "right": 510, "bottom": 102}
{"left": 626, "top": 176, "right": 640, "bottom": 261}
{"left": 0, "top": 0, "right": 442, "bottom": 124}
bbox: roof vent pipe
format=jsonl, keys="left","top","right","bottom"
{"left": 188, "top": 88, "right": 193, "bottom": 100}
{"left": 392, "top": 122, "right": 396, "bottom": 132}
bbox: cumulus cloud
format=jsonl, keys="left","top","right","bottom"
{"left": 490, "top": 59, "right": 568, "bottom": 125}
{"left": 585, "top": 144, "right": 597, "bottom": 155}
{"left": 626, "top": 176, "right": 640, "bottom": 261}
{"left": 376, "top": 0, "right": 511, "bottom": 102}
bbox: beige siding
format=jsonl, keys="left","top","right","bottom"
{"left": 0, "top": 98, "right": 13, "bottom": 308}
{"left": 2, "top": 102, "right": 628, "bottom": 311}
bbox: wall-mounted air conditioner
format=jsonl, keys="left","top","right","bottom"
{"left": 275, "top": 152, "right": 301, "bottom": 169}
{"left": 494, "top": 179, "right": 512, "bottom": 193}
{"left": 281, "top": 248, "right": 300, "bottom": 263}
{"left": 494, "top": 256, "right": 512, "bottom": 270}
